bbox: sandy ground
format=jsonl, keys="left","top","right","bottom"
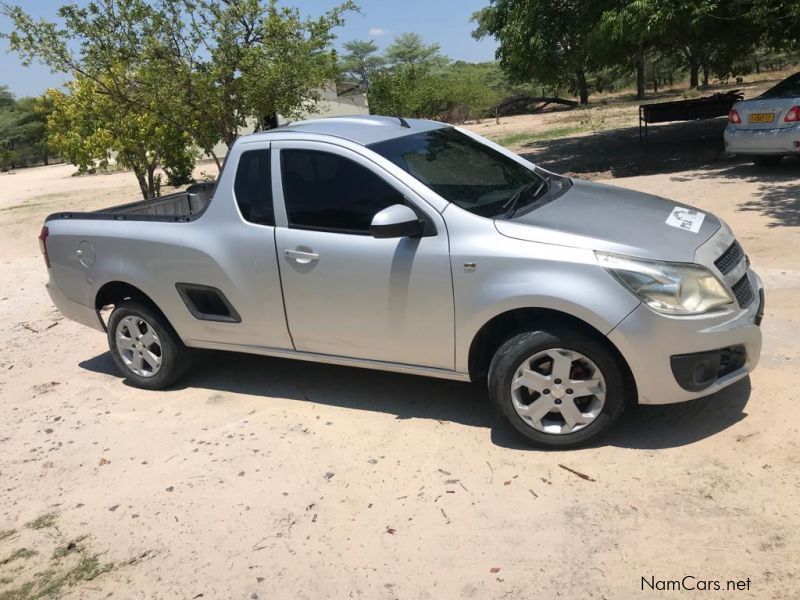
{"left": 1, "top": 136, "right": 799, "bottom": 599}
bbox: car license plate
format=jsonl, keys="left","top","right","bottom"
{"left": 749, "top": 113, "right": 774, "bottom": 123}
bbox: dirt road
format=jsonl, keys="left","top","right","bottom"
{"left": 1, "top": 151, "right": 798, "bottom": 599}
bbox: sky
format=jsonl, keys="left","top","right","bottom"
{"left": 0, "top": 0, "right": 499, "bottom": 98}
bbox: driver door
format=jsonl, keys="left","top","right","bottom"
{"left": 272, "top": 140, "right": 454, "bottom": 370}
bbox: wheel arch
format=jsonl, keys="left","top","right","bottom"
{"left": 95, "top": 280, "right": 159, "bottom": 311}
{"left": 95, "top": 281, "right": 180, "bottom": 340}
{"left": 467, "top": 307, "right": 637, "bottom": 404}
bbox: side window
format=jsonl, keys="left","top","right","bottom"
{"left": 281, "top": 149, "right": 404, "bottom": 234}
{"left": 234, "top": 149, "right": 274, "bottom": 226}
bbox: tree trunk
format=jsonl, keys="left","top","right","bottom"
{"left": 209, "top": 150, "right": 222, "bottom": 172}
{"left": 133, "top": 167, "right": 150, "bottom": 201}
{"left": 689, "top": 56, "right": 700, "bottom": 89}
{"left": 147, "top": 164, "right": 158, "bottom": 198}
{"left": 636, "top": 53, "right": 646, "bottom": 100}
{"left": 701, "top": 64, "right": 710, "bottom": 88}
{"left": 223, "top": 127, "right": 238, "bottom": 151}
{"left": 576, "top": 68, "right": 589, "bottom": 105}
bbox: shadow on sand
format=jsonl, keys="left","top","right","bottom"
{"left": 80, "top": 350, "right": 751, "bottom": 452}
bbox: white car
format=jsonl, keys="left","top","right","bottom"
{"left": 725, "top": 71, "right": 800, "bottom": 166}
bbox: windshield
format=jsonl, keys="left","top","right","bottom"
{"left": 368, "top": 127, "right": 547, "bottom": 218}
{"left": 760, "top": 72, "right": 800, "bottom": 99}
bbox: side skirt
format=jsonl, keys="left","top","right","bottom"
{"left": 185, "top": 339, "right": 472, "bottom": 382}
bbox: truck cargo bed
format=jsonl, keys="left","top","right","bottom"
{"left": 46, "top": 181, "right": 216, "bottom": 223}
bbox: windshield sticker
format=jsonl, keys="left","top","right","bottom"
{"left": 666, "top": 207, "right": 706, "bottom": 233}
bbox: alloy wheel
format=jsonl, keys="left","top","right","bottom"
{"left": 115, "top": 315, "right": 163, "bottom": 377}
{"left": 510, "top": 348, "right": 606, "bottom": 434}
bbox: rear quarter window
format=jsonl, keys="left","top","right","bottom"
{"left": 234, "top": 150, "right": 274, "bottom": 226}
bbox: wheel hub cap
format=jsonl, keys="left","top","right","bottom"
{"left": 115, "top": 316, "right": 163, "bottom": 378}
{"left": 510, "top": 348, "right": 606, "bottom": 435}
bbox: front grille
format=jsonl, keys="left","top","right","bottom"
{"left": 732, "top": 274, "right": 755, "bottom": 307}
{"left": 714, "top": 240, "right": 744, "bottom": 275}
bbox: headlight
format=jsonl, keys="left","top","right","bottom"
{"left": 595, "top": 251, "right": 734, "bottom": 315}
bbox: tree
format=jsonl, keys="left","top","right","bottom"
{"left": 384, "top": 32, "right": 447, "bottom": 68}
{"left": 1, "top": 0, "right": 356, "bottom": 179}
{"left": 369, "top": 64, "right": 442, "bottom": 118}
{"left": 368, "top": 61, "right": 507, "bottom": 123}
{"left": 44, "top": 72, "right": 196, "bottom": 199}
{"left": 472, "top": 0, "right": 604, "bottom": 105}
{"left": 656, "top": 0, "right": 759, "bottom": 89}
{"left": 590, "top": 0, "right": 663, "bottom": 100}
{"left": 164, "top": 0, "right": 356, "bottom": 160}
{"left": 340, "top": 39, "right": 384, "bottom": 91}
{"left": 1, "top": 0, "right": 198, "bottom": 190}
{"left": 0, "top": 86, "right": 14, "bottom": 109}
{"left": 751, "top": 0, "right": 800, "bottom": 51}
{"left": 438, "top": 61, "right": 508, "bottom": 122}
{"left": 0, "top": 86, "right": 51, "bottom": 170}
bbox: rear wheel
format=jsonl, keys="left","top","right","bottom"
{"left": 752, "top": 155, "right": 783, "bottom": 167}
{"left": 107, "top": 301, "right": 190, "bottom": 389}
{"left": 488, "top": 330, "right": 629, "bottom": 448}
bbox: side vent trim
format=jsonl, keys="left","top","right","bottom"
{"left": 175, "top": 283, "right": 241, "bottom": 323}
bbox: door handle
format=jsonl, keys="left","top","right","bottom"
{"left": 285, "top": 249, "right": 320, "bottom": 264}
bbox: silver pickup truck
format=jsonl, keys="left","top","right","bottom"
{"left": 41, "top": 116, "right": 764, "bottom": 448}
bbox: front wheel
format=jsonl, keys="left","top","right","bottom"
{"left": 488, "top": 330, "right": 630, "bottom": 449}
{"left": 107, "top": 301, "right": 191, "bottom": 390}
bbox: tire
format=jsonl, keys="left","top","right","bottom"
{"left": 752, "top": 155, "right": 783, "bottom": 167}
{"left": 107, "top": 301, "right": 191, "bottom": 390}
{"left": 488, "top": 329, "right": 630, "bottom": 449}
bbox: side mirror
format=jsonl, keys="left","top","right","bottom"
{"left": 369, "top": 204, "right": 424, "bottom": 239}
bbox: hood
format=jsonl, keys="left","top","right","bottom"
{"left": 494, "top": 179, "right": 721, "bottom": 262}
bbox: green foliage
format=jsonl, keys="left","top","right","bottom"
{"left": 0, "top": 86, "right": 50, "bottom": 171}
{"left": 164, "top": 151, "right": 196, "bottom": 187}
{"left": 0, "top": 547, "right": 37, "bottom": 566}
{"left": 44, "top": 72, "right": 194, "bottom": 199}
{"left": 1, "top": 0, "right": 356, "bottom": 195}
{"left": 364, "top": 31, "right": 516, "bottom": 123}
{"left": 751, "top": 0, "right": 800, "bottom": 50}
{"left": 0, "top": 530, "right": 15, "bottom": 542}
{"left": 472, "top": 0, "right": 603, "bottom": 104}
{"left": 369, "top": 64, "right": 439, "bottom": 118}
{"left": 368, "top": 61, "right": 509, "bottom": 123}
{"left": 24, "top": 513, "right": 57, "bottom": 531}
{"left": 384, "top": 32, "right": 447, "bottom": 68}
{"left": 340, "top": 39, "right": 384, "bottom": 91}
{"left": 165, "top": 0, "right": 357, "bottom": 151}
{"left": 473, "top": 0, "right": 799, "bottom": 104}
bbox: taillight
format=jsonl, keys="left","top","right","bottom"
{"left": 784, "top": 106, "right": 800, "bottom": 122}
{"left": 728, "top": 109, "right": 741, "bottom": 124}
{"left": 38, "top": 226, "right": 50, "bottom": 268}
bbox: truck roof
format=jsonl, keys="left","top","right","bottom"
{"left": 243, "top": 115, "right": 448, "bottom": 146}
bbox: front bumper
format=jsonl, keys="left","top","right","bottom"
{"left": 46, "top": 280, "right": 105, "bottom": 332}
{"left": 724, "top": 124, "right": 800, "bottom": 155}
{"left": 608, "top": 270, "right": 763, "bottom": 405}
